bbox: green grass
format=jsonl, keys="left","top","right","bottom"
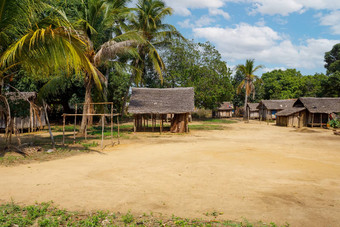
{"left": 0, "top": 202, "right": 289, "bottom": 227}
{"left": 189, "top": 124, "right": 225, "bottom": 130}
{"left": 202, "top": 119, "right": 237, "bottom": 124}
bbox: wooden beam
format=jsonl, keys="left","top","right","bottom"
{"left": 62, "top": 115, "right": 65, "bottom": 146}
{"left": 73, "top": 104, "right": 77, "bottom": 144}
{"left": 133, "top": 116, "right": 136, "bottom": 132}
{"left": 320, "top": 113, "right": 322, "bottom": 128}
{"left": 117, "top": 114, "right": 120, "bottom": 145}
{"left": 312, "top": 113, "right": 314, "bottom": 128}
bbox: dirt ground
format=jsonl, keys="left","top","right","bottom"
{"left": 0, "top": 120, "right": 339, "bottom": 226}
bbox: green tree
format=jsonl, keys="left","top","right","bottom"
{"left": 324, "top": 43, "right": 340, "bottom": 75}
{"left": 160, "top": 39, "right": 233, "bottom": 110}
{"left": 236, "top": 59, "right": 263, "bottom": 119}
{"left": 321, "top": 72, "right": 340, "bottom": 97}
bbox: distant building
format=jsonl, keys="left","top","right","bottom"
{"left": 257, "top": 99, "right": 296, "bottom": 120}
{"left": 213, "top": 102, "right": 233, "bottom": 118}
{"left": 0, "top": 92, "right": 46, "bottom": 131}
{"left": 276, "top": 97, "right": 340, "bottom": 128}
{"left": 246, "top": 103, "right": 259, "bottom": 119}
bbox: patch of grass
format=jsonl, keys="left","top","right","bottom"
{"left": 0, "top": 202, "right": 288, "bottom": 227}
{"left": 203, "top": 118, "right": 237, "bottom": 124}
{"left": 81, "top": 141, "right": 99, "bottom": 149}
{"left": 189, "top": 124, "right": 224, "bottom": 130}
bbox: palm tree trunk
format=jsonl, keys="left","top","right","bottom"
{"left": 80, "top": 77, "right": 93, "bottom": 134}
{"left": 244, "top": 85, "right": 248, "bottom": 121}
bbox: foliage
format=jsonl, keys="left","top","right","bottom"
{"left": 0, "top": 202, "right": 287, "bottom": 227}
{"left": 320, "top": 72, "right": 340, "bottom": 97}
{"left": 324, "top": 43, "right": 340, "bottom": 75}
{"left": 329, "top": 119, "right": 340, "bottom": 128}
{"left": 160, "top": 39, "right": 234, "bottom": 110}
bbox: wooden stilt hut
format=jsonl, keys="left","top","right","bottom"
{"left": 276, "top": 97, "right": 340, "bottom": 128}
{"left": 0, "top": 92, "right": 46, "bottom": 131}
{"left": 128, "top": 88, "right": 195, "bottom": 133}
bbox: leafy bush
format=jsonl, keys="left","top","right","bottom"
{"left": 329, "top": 119, "right": 340, "bottom": 128}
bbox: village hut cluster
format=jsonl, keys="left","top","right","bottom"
{"left": 213, "top": 97, "right": 340, "bottom": 129}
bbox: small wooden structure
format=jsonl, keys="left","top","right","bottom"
{"left": 246, "top": 103, "right": 259, "bottom": 119}
{"left": 257, "top": 99, "right": 296, "bottom": 120}
{"left": 62, "top": 102, "right": 120, "bottom": 149}
{"left": 0, "top": 92, "right": 46, "bottom": 132}
{"left": 276, "top": 97, "right": 340, "bottom": 128}
{"left": 213, "top": 102, "right": 233, "bottom": 118}
{"left": 128, "top": 87, "right": 195, "bottom": 133}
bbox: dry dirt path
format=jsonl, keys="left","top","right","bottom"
{"left": 1, "top": 121, "right": 340, "bottom": 226}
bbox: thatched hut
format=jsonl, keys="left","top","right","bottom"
{"left": 246, "top": 103, "right": 259, "bottom": 119}
{"left": 257, "top": 99, "right": 296, "bottom": 120}
{"left": 0, "top": 92, "right": 46, "bottom": 131}
{"left": 128, "top": 87, "right": 195, "bottom": 133}
{"left": 213, "top": 102, "right": 233, "bottom": 118}
{"left": 276, "top": 97, "right": 340, "bottom": 128}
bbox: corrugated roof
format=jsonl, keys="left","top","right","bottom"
{"left": 128, "top": 87, "right": 195, "bottom": 114}
{"left": 294, "top": 97, "right": 340, "bottom": 114}
{"left": 257, "top": 99, "right": 296, "bottom": 110}
{"left": 276, "top": 107, "right": 306, "bottom": 116}
{"left": 217, "top": 102, "right": 233, "bottom": 110}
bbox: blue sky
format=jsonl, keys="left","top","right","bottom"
{"left": 159, "top": 0, "right": 340, "bottom": 76}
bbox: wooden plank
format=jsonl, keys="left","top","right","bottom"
{"left": 117, "top": 115, "right": 120, "bottom": 145}
{"left": 62, "top": 115, "right": 65, "bottom": 146}
{"left": 73, "top": 104, "right": 77, "bottom": 144}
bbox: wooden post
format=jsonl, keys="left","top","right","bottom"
{"left": 111, "top": 104, "right": 113, "bottom": 145}
{"left": 320, "top": 113, "right": 322, "bottom": 128}
{"left": 101, "top": 115, "right": 104, "bottom": 149}
{"left": 151, "top": 114, "right": 154, "bottom": 132}
{"left": 43, "top": 100, "right": 55, "bottom": 149}
{"left": 117, "top": 115, "right": 120, "bottom": 145}
{"left": 312, "top": 113, "right": 314, "bottom": 128}
{"left": 85, "top": 124, "right": 87, "bottom": 141}
{"left": 185, "top": 113, "right": 189, "bottom": 133}
{"left": 160, "top": 115, "right": 162, "bottom": 135}
{"left": 133, "top": 115, "right": 136, "bottom": 132}
{"left": 143, "top": 115, "right": 146, "bottom": 132}
{"left": 62, "top": 115, "right": 65, "bottom": 146}
{"left": 73, "top": 104, "right": 77, "bottom": 144}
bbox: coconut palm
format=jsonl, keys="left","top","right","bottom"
{"left": 117, "top": 0, "right": 183, "bottom": 114}
{"left": 236, "top": 59, "right": 263, "bottom": 120}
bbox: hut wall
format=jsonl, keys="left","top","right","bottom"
{"left": 249, "top": 111, "right": 259, "bottom": 119}
{"left": 216, "top": 110, "right": 232, "bottom": 118}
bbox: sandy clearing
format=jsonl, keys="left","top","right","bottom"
{"left": 0, "top": 121, "right": 340, "bottom": 226}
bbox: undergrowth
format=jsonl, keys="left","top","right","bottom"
{"left": 0, "top": 202, "right": 289, "bottom": 227}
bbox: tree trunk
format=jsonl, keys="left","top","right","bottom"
{"left": 0, "top": 95, "right": 11, "bottom": 146}
{"left": 80, "top": 77, "right": 93, "bottom": 134}
{"left": 170, "top": 114, "right": 187, "bottom": 133}
{"left": 244, "top": 83, "right": 248, "bottom": 121}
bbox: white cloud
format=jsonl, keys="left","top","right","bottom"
{"left": 178, "top": 16, "right": 216, "bottom": 28}
{"left": 319, "top": 10, "right": 340, "bottom": 35}
{"left": 262, "top": 67, "right": 287, "bottom": 72}
{"left": 164, "top": 0, "right": 226, "bottom": 16}
{"left": 209, "top": 8, "right": 231, "bottom": 19}
{"left": 249, "top": 0, "right": 340, "bottom": 16}
{"left": 193, "top": 23, "right": 340, "bottom": 70}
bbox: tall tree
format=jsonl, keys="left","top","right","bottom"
{"left": 324, "top": 43, "right": 340, "bottom": 75}
{"left": 236, "top": 59, "right": 263, "bottom": 120}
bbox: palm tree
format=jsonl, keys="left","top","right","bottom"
{"left": 118, "top": 0, "right": 183, "bottom": 114}
{"left": 236, "top": 59, "right": 263, "bottom": 120}
{"left": 67, "top": 0, "right": 141, "bottom": 133}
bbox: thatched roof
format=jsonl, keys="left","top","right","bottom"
{"left": 128, "top": 87, "right": 195, "bottom": 114}
{"left": 217, "top": 102, "right": 233, "bottom": 111}
{"left": 257, "top": 99, "right": 296, "bottom": 110}
{"left": 247, "top": 103, "right": 259, "bottom": 111}
{"left": 294, "top": 97, "right": 340, "bottom": 114}
{"left": 276, "top": 107, "right": 306, "bottom": 117}
{"left": 5, "top": 92, "right": 36, "bottom": 101}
